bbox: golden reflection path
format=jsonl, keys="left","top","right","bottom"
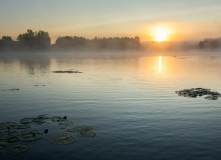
{"left": 158, "top": 56, "right": 162, "bottom": 73}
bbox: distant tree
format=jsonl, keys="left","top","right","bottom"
{"left": 2, "top": 36, "right": 12, "bottom": 41}
{"left": 36, "top": 30, "right": 51, "bottom": 47}
{"left": 55, "top": 35, "right": 141, "bottom": 50}
{"left": 199, "top": 38, "right": 221, "bottom": 49}
{"left": 17, "top": 29, "right": 51, "bottom": 48}
{"left": 55, "top": 36, "right": 87, "bottom": 48}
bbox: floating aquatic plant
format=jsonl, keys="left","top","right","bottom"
{"left": 51, "top": 116, "right": 73, "bottom": 126}
{"left": 1, "top": 88, "right": 20, "bottom": 91}
{"left": 0, "top": 122, "right": 18, "bottom": 130}
{"left": 0, "top": 131, "right": 19, "bottom": 142}
{"left": 0, "top": 114, "right": 96, "bottom": 153}
{"left": 51, "top": 117, "right": 65, "bottom": 122}
{"left": 0, "top": 141, "right": 11, "bottom": 147}
{"left": 50, "top": 136, "right": 76, "bottom": 145}
{"left": 66, "top": 125, "right": 96, "bottom": 137}
{"left": 0, "top": 144, "right": 30, "bottom": 154}
{"left": 19, "top": 130, "right": 43, "bottom": 142}
{"left": 78, "top": 131, "right": 96, "bottom": 137}
{"left": 58, "top": 121, "right": 73, "bottom": 126}
{"left": 175, "top": 88, "right": 221, "bottom": 100}
{"left": 37, "top": 114, "right": 51, "bottom": 119}
{"left": 205, "top": 95, "right": 218, "bottom": 100}
{"left": 0, "top": 122, "right": 30, "bottom": 130}
{"left": 20, "top": 117, "right": 46, "bottom": 125}
{"left": 66, "top": 125, "right": 93, "bottom": 132}
{"left": 52, "top": 70, "right": 82, "bottom": 73}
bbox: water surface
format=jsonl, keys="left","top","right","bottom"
{"left": 0, "top": 51, "right": 221, "bottom": 160}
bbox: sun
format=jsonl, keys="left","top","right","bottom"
{"left": 153, "top": 27, "right": 170, "bottom": 42}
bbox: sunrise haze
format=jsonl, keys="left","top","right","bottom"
{"left": 0, "top": 0, "right": 221, "bottom": 43}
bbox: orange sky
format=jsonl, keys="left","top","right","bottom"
{"left": 0, "top": 0, "right": 221, "bottom": 43}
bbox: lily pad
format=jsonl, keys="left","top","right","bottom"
{"left": 17, "top": 124, "right": 30, "bottom": 129}
{"left": 0, "top": 144, "right": 30, "bottom": 154}
{"left": 37, "top": 114, "right": 51, "bottom": 119}
{"left": 0, "top": 122, "right": 18, "bottom": 130}
{"left": 19, "top": 130, "right": 43, "bottom": 142}
{"left": 7, "top": 137, "right": 20, "bottom": 142}
{"left": 0, "top": 122, "right": 30, "bottom": 130}
{"left": 205, "top": 96, "right": 218, "bottom": 100}
{"left": 58, "top": 121, "right": 73, "bottom": 126}
{"left": 8, "top": 144, "right": 30, "bottom": 154}
{"left": 53, "top": 70, "right": 82, "bottom": 73}
{"left": 66, "top": 126, "right": 93, "bottom": 132}
{"left": 0, "top": 147, "right": 9, "bottom": 155}
{"left": 78, "top": 131, "right": 96, "bottom": 137}
{"left": 0, "top": 131, "right": 19, "bottom": 142}
{"left": 0, "top": 142, "right": 12, "bottom": 147}
{"left": 50, "top": 136, "right": 76, "bottom": 145}
{"left": 20, "top": 117, "right": 45, "bottom": 125}
{"left": 20, "top": 118, "right": 35, "bottom": 124}
{"left": 176, "top": 88, "right": 220, "bottom": 100}
{"left": 2, "top": 88, "right": 20, "bottom": 91}
{"left": 51, "top": 117, "right": 66, "bottom": 122}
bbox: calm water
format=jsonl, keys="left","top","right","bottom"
{"left": 0, "top": 51, "right": 221, "bottom": 160}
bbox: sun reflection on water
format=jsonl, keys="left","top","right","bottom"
{"left": 159, "top": 56, "right": 162, "bottom": 73}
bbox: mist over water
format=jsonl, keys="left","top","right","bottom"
{"left": 0, "top": 50, "right": 221, "bottom": 160}
{"left": 1, "top": 0, "right": 221, "bottom": 159}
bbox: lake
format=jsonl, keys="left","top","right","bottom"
{"left": 0, "top": 51, "right": 221, "bottom": 160}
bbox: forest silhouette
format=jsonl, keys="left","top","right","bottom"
{"left": 0, "top": 29, "right": 140, "bottom": 51}
{"left": 0, "top": 29, "right": 221, "bottom": 52}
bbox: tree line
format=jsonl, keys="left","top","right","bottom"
{"left": 1, "top": 29, "right": 220, "bottom": 51}
{"left": 0, "top": 29, "right": 140, "bottom": 51}
{"left": 199, "top": 38, "right": 221, "bottom": 49}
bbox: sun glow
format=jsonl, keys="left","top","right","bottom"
{"left": 154, "top": 27, "right": 170, "bottom": 42}
{"left": 159, "top": 56, "right": 162, "bottom": 72}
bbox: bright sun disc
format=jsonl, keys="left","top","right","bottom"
{"left": 154, "top": 28, "right": 170, "bottom": 42}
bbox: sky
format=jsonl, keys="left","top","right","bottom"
{"left": 0, "top": 0, "right": 221, "bottom": 43}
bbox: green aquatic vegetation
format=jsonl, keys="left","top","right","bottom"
{"left": 20, "top": 118, "right": 35, "bottom": 124}
{"left": 0, "top": 122, "right": 18, "bottom": 130}
{"left": 0, "top": 114, "right": 95, "bottom": 154}
{"left": 51, "top": 116, "right": 73, "bottom": 126}
{"left": 37, "top": 114, "right": 51, "bottom": 119}
{"left": 20, "top": 117, "right": 46, "bottom": 125}
{"left": 66, "top": 125, "right": 96, "bottom": 137}
{"left": 66, "top": 125, "right": 93, "bottom": 132}
{"left": 0, "top": 131, "right": 19, "bottom": 142}
{"left": 20, "top": 114, "right": 52, "bottom": 125}
{"left": 0, "top": 144, "right": 30, "bottom": 154}
{"left": 78, "top": 131, "right": 96, "bottom": 137}
{"left": 175, "top": 88, "right": 221, "bottom": 100}
{"left": 52, "top": 70, "right": 82, "bottom": 73}
{"left": 19, "top": 130, "right": 43, "bottom": 142}
{"left": 50, "top": 136, "right": 76, "bottom": 145}
{"left": 51, "top": 117, "right": 66, "bottom": 122}
{"left": 58, "top": 121, "right": 73, "bottom": 126}
{"left": 1, "top": 88, "right": 20, "bottom": 91}
{"left": 0, "top": 141, "right": 11, "bottom": 147}
{"left": 0, "top": 122, "right": 30, "bottom": 130}
{"left": 205, "top": 95, "right": 218, "bottom": 100}
{"left": 17, "top": 124, "right": 30, "bottom": 129}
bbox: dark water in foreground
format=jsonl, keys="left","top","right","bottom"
{"left": 0, "top": 52, "right": 221, "bottom": 160}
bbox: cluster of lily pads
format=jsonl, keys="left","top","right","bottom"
{"left": 175, "top": 88, "right": 221, "bottom": 100}
{"left": 0, "top": 114, "right": 96, "bottom": 155}
{"left": 1, "top": 88, "right": 20, "bottom": 91}
{"left": 52, "top": 70, "right": 82, "bottom": 73}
